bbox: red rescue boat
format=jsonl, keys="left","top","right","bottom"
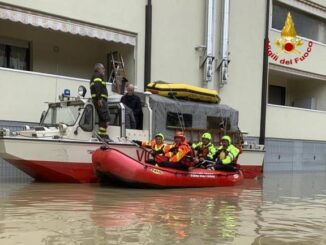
{"left": 92, "top": 147, "right": 244, "bottom": 188}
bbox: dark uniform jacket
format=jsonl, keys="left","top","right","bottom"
{"left": 90, "top": 74, "right": 108, "bottom": 101}
{"left": 120, "top": 94, "right": 143, "bottom": 129}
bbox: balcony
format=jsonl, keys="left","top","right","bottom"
{"left": 266, "top": 104, "right": 326, "bottom": 141}
{"left": 269, "top": 29, "right": 326, "bottom": 76}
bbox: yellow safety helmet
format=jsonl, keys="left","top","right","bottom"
{"left": 155, "top": 133, "right": 164, "bottom": 140}
{"left": 221, "top": 135, "right": 232, "bottom": 144}
{"left": 202, "top": 132, "right": 212, "bottom": 141}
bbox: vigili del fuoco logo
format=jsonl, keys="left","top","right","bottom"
{"left": 266, "top": 12, "right": 313, "bottom": 65}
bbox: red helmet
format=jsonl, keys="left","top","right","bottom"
{"left": 174, "top": 131, "right": 185, "bottom": 140}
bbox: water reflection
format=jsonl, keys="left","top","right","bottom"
{"left": 253, "top": 172, "right": 326, "bottom": 245}
{"left": 0, "top": 173, "right": 325, "bottom": 245}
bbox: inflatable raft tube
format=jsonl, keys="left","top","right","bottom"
{"left": 146, "top": 81, "right": 220, "bottom": 104}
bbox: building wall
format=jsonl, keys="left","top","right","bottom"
{"left": 151, "top": 0, "right": 268, "bottom": 138}
{"left": 218, "top": 0, "right": 266, "bottom": 137}
{"left": 3, "top": 0, "right": 146, "bottom": 88}
{"left": 1, "top": 0, "right": 325, "bottom": 141}
{"left": 269, "top": 30, "right": 326, "bottom": 76}
{"left": 151, "top": 0, "right": 205, "bottom": 85}
{"left": 0, "top": 0, "right": 271, "bottom": 138}
{"left": 314, "top": 0, "right": 326, "bottom": 6}
{"left": 0, "top": 20, "right": 135, "bottom": 80}
{"left": 264, "top": 138, "right": 326, "bottom": 172}
{"left": 266, "top": 104, "right": 326, "bottom": 141}
{"left": 287, "top": 79, "right": 326, "bottom": 111}
{"left": 269, "top": 77, "right": 326, "bottom": 111}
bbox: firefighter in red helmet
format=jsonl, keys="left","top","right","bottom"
{"left": 157, "top": 131, "right": 192, "bottom": 171}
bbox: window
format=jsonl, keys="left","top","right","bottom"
{"left": 268, "top": 85, "right": 286, "bottom": 105}
{"left": 207, "top": 116, "right": 230, "bottom": 130}
{"left": 272, "top": 2, "right": 326, "bottom": 44}
{"left": 166, "top": 112, "right": 192, "bottom": 129}
{"left": 79, "top": 105, "right": 93, "bottom": 132}
{"left": 0, "top": 38, "right": 30, "bottom": 70}
{"left": 42, "top": 103, "right": 82, "bottom": 126}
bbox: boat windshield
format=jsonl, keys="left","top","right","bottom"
{"left": 42, "top": 102, "right": 83, "bottom": 126}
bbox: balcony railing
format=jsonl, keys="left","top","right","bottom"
{"left": 0, "top": 67, "right": 89, "bottom": 123}
{"left": 267, "top": 104, "right": 326, "bottom": 141}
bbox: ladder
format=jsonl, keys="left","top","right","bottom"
{"left": 107, "top": 51, "right": 127, "bottom": 94}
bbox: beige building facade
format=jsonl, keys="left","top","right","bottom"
{"left": 0, "top": 0, "right": 326, "bottom": 171}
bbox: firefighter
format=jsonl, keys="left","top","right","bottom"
{"left": 158, "top": 131, "right": 192, "bottom": 171}
{"left": 90, "top": 63, "right": 110, "bottom": 140}
{"left": 133, "top": 133, "right": 167, "bottom": 164}
{"left": 209, "top": 135, "right": 240, "bottom": 171}
{"left": 192, "top": 132, "right": 217, "bottom": 167}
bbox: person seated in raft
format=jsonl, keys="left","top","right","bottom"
{"left": 207, "top": 135, "right": 240, "bottom": 171}
{"left": 157, "top": 131, "right": 193, "bottom": 171}
{"left": 191, "top": 132, "right": 217, "bottom": 168}
{"left": 132, "top": 133, "right": 167, "bottom": 164}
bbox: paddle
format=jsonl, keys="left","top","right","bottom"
{"left": 193, "top": 159, "right": 216, "bottom": 168}
{"left": 130, "top": 139, "right": 157, "bottom": 156}
{"left": 94, "top": 131, "right": 111, "bottom": 149}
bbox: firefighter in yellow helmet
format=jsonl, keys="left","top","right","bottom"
{"left": 209, "top": 135, "right": 240, "bottom": 171}
{"left": 192, "top": 132, "right": 217, "bottom": 167}
{"left": 132, "top": 133, "right": 167, "bottom": 164}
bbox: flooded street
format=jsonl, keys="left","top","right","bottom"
{"left": 0, "top": 172, "right": 326, "bottom": 245}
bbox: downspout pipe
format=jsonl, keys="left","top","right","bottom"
{"left": 204, "top": 0, "right": 216, "bottom": 89}
{"left": 218, "top": 0, "right": 230, "bottom": 87}
{"left": 259, "top": 0, "right": 271, "bottom": 145}
{"left": 144, "top": 0, "right": 152, "bottom": 91}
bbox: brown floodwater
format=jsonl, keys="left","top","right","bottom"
{"left": 0, "top": 172, "right": 326, "bottom": 245}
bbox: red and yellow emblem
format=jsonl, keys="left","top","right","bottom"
{"left": 275, "top": 12, "right": 303, "bottom": 55}
{"left": 151, "top": 168, "right": 162, "bottom": 175}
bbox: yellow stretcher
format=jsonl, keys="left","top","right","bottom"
{"left": 146, "top": 81, "right": 220, "bottom": 104}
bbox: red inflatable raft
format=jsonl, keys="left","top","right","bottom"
{"left": 92, "top": 147, "right": 244, "bottom": 188}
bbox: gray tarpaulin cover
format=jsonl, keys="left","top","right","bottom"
{"left": 139, "top": 94, "right": 239, "bottom": 141}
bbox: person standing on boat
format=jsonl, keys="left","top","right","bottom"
{"left": 90, "top": 63, "right": 110, "bottom": 140}
{"left": 209, "top": 135, "right": 240, "bottom": 171}
{"left": 158, "top": 131, "right": 192, "bottom": 171}
{"left": 133, "top": 133, "right": 167, "bottom": 164}
{"left": 192, "top": 132, "right": 217, "bottom": 167}
{"left": 120, "top": 84, "right": 143, "bottom": 129}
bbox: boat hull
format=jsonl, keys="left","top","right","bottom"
{"left": 238, "top": 148, "right": 264, "bottom": 179}
{"left": 7, "top": 159, "right": 96, "bottom": 183}
{"left": 92, "top": 147, "right": 244, "bottom": 188}
{"left": 0, "top": 137, "right": 130, "bottom": 183}
{"left": 0, "top": 137, "right": 262, "bottom": 182}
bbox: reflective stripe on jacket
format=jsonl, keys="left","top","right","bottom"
{"left": 216, "top": 144, "right": 240, "bottom": 165}
{"left": 192, "top": 142, "right": 217, "bottom": 160}
{"left": 90, "top": 76, "right": 108, "bottom": 100}
{"left": 142, "top": 140, "right": 166, "bottom": 156}
{"left": 164, "top": 142, "right": 191, "bottom": 163}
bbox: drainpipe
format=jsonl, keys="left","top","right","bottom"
{"left": 204, "top": 0, "right": 216, "bottom": 89}
{"left": 259, "top": 0, "right": 271, "bottom": 145}
{"left": 144, "top": 0, "right": 152, "bottom": 91}
{"left": 217, "top": 0, "right": 230, "bottom": 88}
